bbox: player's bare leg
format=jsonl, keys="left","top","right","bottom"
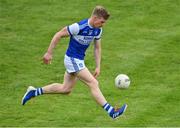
{"left": 76, "top": 68, "right": 127, "bottom": 119}
{"left": 22, "top": 72, "right": 77, "bottom": 105}
{"left": 76, "top": 68, "right": 107, "bottom": 106}
{"left": 42, "top": 72, "right": 77, "bottom": 94}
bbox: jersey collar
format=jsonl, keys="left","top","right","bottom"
{"left": 88, "top": 19, "right": 93, "bottom": 28}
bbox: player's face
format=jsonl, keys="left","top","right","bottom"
{"left": 93, "top": 17, "right": 106, "bottom": 28}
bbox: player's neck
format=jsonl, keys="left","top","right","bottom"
{"left": 88, "top": 17, "right": 95, "bottom": 28}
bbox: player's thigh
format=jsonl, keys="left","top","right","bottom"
{"left": 77, "top": 68, "right": 98, "bottom": 87}
{"left": 63, "top": 72, "right": 77, "bottom": 88}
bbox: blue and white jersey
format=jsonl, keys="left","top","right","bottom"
{"left": 66, "top": 19, "right": 102, "bottom": 60}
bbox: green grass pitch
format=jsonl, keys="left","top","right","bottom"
{"left": 0, "top": 0, "right": 180, "bottom": 127}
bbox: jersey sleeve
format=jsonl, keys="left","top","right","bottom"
{"left": 67, "top": 23, "right": 80, "bottom": 36}
{"left": 94, "top": 28, "right": 102, "bottom": 40}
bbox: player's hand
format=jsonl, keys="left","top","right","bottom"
{"left": 43, "top": 52, "right": 52, "bottom": 64}
{"left": 93, "top": 67, "right": 100, "bottom": 78}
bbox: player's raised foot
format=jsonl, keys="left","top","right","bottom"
{"left": 21, "top": 86, "right": 36, "bottom": 105}
{"left": 109, "top": 104, "right": 127, "bottom": 119}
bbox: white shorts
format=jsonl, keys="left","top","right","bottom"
{"left": 64, "top": 55, "right": 86, "bottom": 73}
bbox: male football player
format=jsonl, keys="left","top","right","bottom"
{"left": 22, "top": 5, "right": 127, "bottom": 119}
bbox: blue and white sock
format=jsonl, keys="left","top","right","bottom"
{"left": 103, "top": 103, "right": 114, "bottom": 117}
{"left": 34, "top": 88, "right": 43, "bottom": 96}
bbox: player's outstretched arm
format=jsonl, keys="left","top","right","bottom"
{"left": 43, "top": 27, "right": 69, "bottom": 64}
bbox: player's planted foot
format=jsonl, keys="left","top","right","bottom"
{"left": 21, "top": 86, "right": 43, "bottom": 105}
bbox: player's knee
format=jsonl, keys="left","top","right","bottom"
{"left": 63, "top": 89, "right": 71, "bottom": 94}
{"left": 90, "top": 79, "right": 99, "bottom": 89}
{"left": 94, "top": 80, "right": 99, "bottom": 87}
{"left": 62, "top": 86, "right": 72, "bottom": 94}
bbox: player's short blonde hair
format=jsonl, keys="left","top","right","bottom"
{"left": 92, "top": 6, "right": 110, "bottom": 20}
